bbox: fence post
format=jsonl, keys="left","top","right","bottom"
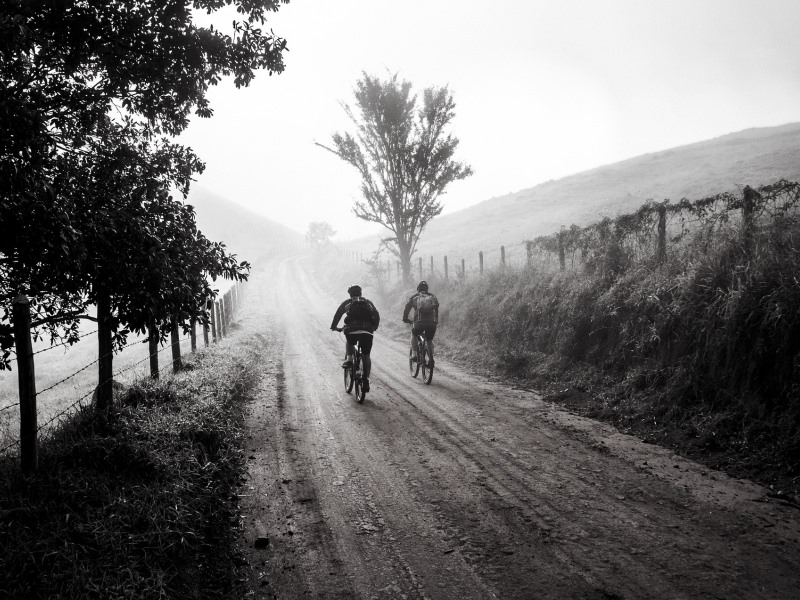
{"left": 190, "top": 318, "right": 197, "bottom": 352}
{"left": 558, "top": 229, "right": 566, "bottom": 271}
{"left": 203, "top": 317, "right": 209, "bottom": 347}
{"left": 170, "top": 315, "right": 181, "bottom": 373}
{"left": 430, "top": 256, "right": 434, "bottom": 279}
{"left": 96, "top": 290, "right": 114, "bottom": 413}
{"left": 218, "top": 298, "right": 226, "bottom": 338}
{"left": 656, "top": 204, "right": 667, "bottom": 264}
{"left": 444, "top": 256, "right": 448, "bottom": 280}
{"left": 479, "top": 251, "right": 484, "bottom": 274}
{"left": 12, "top": 295, "right": 37, "bottom": 473}
{"left": 210, "top": 301, "right": 217, "bottom": 342}
{"left": 501, "top": 246, "right": 506, "bottom": 267}
{"left": 461, "top": 258, "right": 466, "bottom": 279}
{"left": 742, "top": 185, "right": 759, "bottom": 257}
{"left": 526, "top": 241, "right": 533, "bottom": 266}
{"left": 148, "top": 319, "right": 159, "bottom": 379}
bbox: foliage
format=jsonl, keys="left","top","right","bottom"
{"left": 317, "top": 72, "right": 472, "bottom": 282}
{"left": 1, "top": 1, "right": 287, "bottom": 368}
{"left": 305, "top": 221, "right": 337, "bottom": 245}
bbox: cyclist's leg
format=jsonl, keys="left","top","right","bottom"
{"left": 343, "top": 334, "right": 356, "bottom": 366}
{"left": 359, "top": 334, "right": 374, "bottom": 379}
{"left": 410, "top": 325, "right": 421, "bottom": 360}
{"left": 425, "top": 324, "right": 437, "bottom": 363}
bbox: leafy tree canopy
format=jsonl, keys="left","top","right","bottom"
{"left": 0, "top": 1, "right": 284, "bottom": 368}
{"left": 317, "top": 72, "right": 472, "bottom": 282}
{"left": 306, "top": 221, "right": 337, "bottom": 245}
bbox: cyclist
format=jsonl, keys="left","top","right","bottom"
{"left": 330, "top": 284, "right": 380, "bottom": 392}
{"left": 402, "top": 280, "right": 439, "bottom": 366}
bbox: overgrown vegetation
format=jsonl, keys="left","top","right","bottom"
{"left": 0, "top": 341, "right": 261, "bottom": 599}
{"left": 422, "top": 182, "right": 800, "bottom": 498}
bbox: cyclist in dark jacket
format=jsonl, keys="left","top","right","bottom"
{"left": 331, "top": 284, "right": 380, "bottom": 392}
{"left": 402, "top": 280, "right": 439, "bottom": 366}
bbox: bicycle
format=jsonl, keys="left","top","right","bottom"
{"left": 406, "top": 324, "right": 434, "bottom": 385}
{"left": 334, "top": 328, "right": 367, "bottom": 403}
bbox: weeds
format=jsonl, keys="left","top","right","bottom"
{"left": 0, "top": 343, "right": 260, "bottom": 599}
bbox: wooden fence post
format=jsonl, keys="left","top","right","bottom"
{"left": 461, "top": 258, "right": 466, "bottom": 279}
{"left": 558, "top": 230, "right": 566, "bottom": 271}
{"left": 96, "top": 290, "right": 114, "bottom": 413}
{"left": 479, "top": 251, "right": 484, "bottom": 274}
{"left": 148, "top": 319, "right": 159, "bottom": 379}
{"left": 501, "top": 246, "right": 506, "bottom": 266}
{"left": 742, "top": 185, "right": 759, "bottom": 256}
{"left": 656, "top": 204, "right": 667, "bottom": 264}
{"left": 526, "top": 241, "right": 533, "bottom": 266}
{"left": 12, "top": 295, "right": 37, "bottom": 473}
{"left": 219, "top": 298, "right": 226, "bottom": 338}
{"left": 171, "top": 315, "right": 181, "bottom": 373}
{"left": 210, "top": 301, "right": 217, "bottom": 342}
{"left": 203, "top": 317, "right": 209, "bottom": 347}
{"left": 444, "top": 256, "right": 448, "bottom": 280}
{"left": 430, "top": 256, "right": 434, "bottom": 279}
{"left": 190, "top": 318, "right": 197, "bottom": 352}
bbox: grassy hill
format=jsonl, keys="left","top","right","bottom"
{"left": 187, "top": 187, "right": 304, "bottom": 265}
{"left": 412, "top": 122, "right": 800, "bottom": 260}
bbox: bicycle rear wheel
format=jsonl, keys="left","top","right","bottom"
{"left": 421, "top": 342, "right": 433, "bottom": 385}
{"left": 409, "top": 344, "right": 420, "bottom": 378}
{"left": 354, "top": 354, "right": 366, "bottom": 403}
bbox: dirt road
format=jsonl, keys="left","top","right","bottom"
{"left": 236, "top": 254, "right": 800, "bottom": 599}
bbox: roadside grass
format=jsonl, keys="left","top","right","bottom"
{"left": 0, "top": 338, "right": 261, "bottom": 599}
{"left": 425, "top": 213, "right": 800, "bottom": 501}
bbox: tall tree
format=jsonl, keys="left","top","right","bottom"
{"left": 317, "top": 73, "right": 472, "bottom": 282}
{"left": 1, "top": 1, "right": 284, "bottom": 368}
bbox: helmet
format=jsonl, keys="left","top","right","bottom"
{"left": 417, "top": 280, "right": 428, "bottom": 292}
{"left": 347, "top": 284, "right": 362, "bottom": 296}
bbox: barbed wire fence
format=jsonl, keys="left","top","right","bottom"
{"left": 354, "top": 180, "right": 800, "bottom": 286}
{"left": 0, "top": 280, "right": 247, "bottom": 469}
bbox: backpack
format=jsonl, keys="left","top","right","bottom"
{"left": 346, "top": 296, "right": 373, "bottom": 323}
{"left": 416, "top": 293, "right": 438, "bottom": 323}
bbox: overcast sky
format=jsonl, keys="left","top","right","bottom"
{"left": 178, "top": 0, "right": 800, "bottom": 240}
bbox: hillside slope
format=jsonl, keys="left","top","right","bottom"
{"left": 414, "top": 123, "right": 800, "bottom": 259}
{"left": 187, "top": 187, "right": 304, "bottom": 265}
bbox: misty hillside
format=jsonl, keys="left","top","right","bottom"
{"left": 187, "top": 187, "right": 303, "bottom": 264}
{"left": 414, "top": 122, "right": 800, "bottom": 259}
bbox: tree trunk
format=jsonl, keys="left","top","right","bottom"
{"left": 398, "top": 238, "right": 413, "bottom": 284}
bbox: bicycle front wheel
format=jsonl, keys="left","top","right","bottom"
{"left": 421, "top": 343, "right": 433, "bottom": 385}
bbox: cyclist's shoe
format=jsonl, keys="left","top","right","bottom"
{"left": 363, "top": 378, "right": 370, "bottom": 392}
{"left": 411, "top": 353, "right": 419, "bottom": 363}
{"left": 342, "top": 359, "right": 353, "bottom": 368}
